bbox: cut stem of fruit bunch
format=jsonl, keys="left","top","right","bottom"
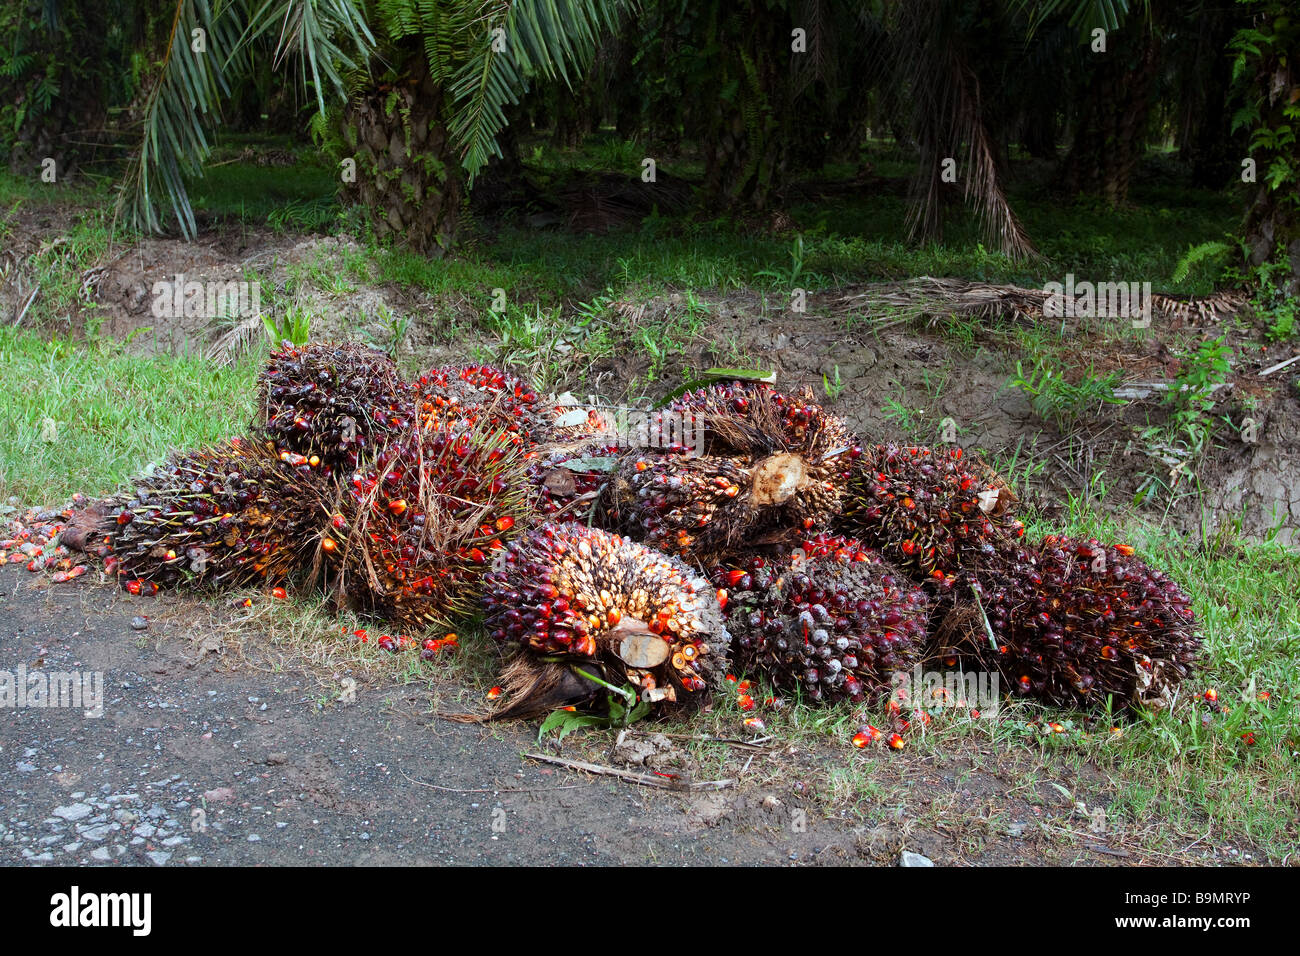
{"left": 599, "top": 382, "right": 857, "bottom": 562}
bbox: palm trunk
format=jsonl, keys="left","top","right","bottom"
{"left": 343, "top": 54, "right": 463, "bottom": 255}
{"left": 701, "top": 13, "right": 790, "bottom": 211}
{"left": 1238, "top": 8, "right": 1300, "bottom": 293}
{"left": 1058, "top": 20, "right": 1162, "bottom": 205}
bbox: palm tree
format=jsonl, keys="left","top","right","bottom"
{"left": 110, "top": 0, "right": 626, "bottom": 252}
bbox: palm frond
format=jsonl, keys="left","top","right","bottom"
{"left": 901, "top": 0, "right": 1036, "bottom": 260}
{"left": 1017, "top": 0, "right": 1142, "bottom": 39}
{"left": 449, "top": 0, "right": 630, "bottom": 182}
{"left": 240, "top": 0, "right": 375, "bottom": 115}
{"left": 116, "top": 0, "right": 248, "bottom": 239}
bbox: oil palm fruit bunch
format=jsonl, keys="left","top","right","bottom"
{"left": 839, "top": 443, "right": 1024, "bottom": 581}
{"left": 599, "top": 383, "right": 858, "bottom": 561}
{"left": 937, "top": 535, "right": 1199, "bottom": 710}
{"left": 481, "top": 523, "right": 730, "bottom": 711}
{"left": 713, "top": 540, "right": 930, "bottom": 705}
{"left": 256, "top": 342, "right": 412, "bottom": 473}
{"left": 98, "top": 438, "right": 316, "bottom": 591}
{"left": 414, "top": 364, "right": 541, "bottom": 450}
{"left": 321, "top": 418, "right": 529, "bottom": 633}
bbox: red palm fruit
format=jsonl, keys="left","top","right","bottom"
{"left": 839, "top": 443, "right": 1022, "bottom": 579}
{"left": 712, "top": 545, "right": 929, "bottom": 706}
{"left": 256, "top": 342, "right": 413, "bottom": 473}
{"left": 97, "top": 438, "right": 315, "bottom": 592}
{"left": 482, "top": 523, "right": 730, "bottom": 710}
{"left": 414, "top": 364, "right": 541, "bottom": 448}
{"left": 937, "top": 535, "right": 1199, "bottom": 711}
{"left": 319, "top": 416, "right": 530, "bottom": 634}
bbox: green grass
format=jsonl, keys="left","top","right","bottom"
{"left": 0, "top": 330, "right": 261, "bottom": 504}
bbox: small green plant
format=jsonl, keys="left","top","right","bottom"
{"left": 1163, "top": 336, "right": 1234, "bottom": 455}
{"left": 537, "top": 683, "right": 649, "bottom": 741}
{"left": 756, "top": 233, "right": 825, "bottom": 288}
{"left": 880, "top": 396, "right": 928, "bottom": 441}
{"left": 1170, "top": 239, "right": 1233, "bottom": 287}
{"left": 823, "top": 365, "right": 845, "bottom": 400}
{"left": 262, "top": 304, "right": 312, "bottom": 346}
{"left": 372, "top": 302, "right": 412, "bottom": 357}
{"left": 1009, "top": 358, "right": 1124, "bottom": 431}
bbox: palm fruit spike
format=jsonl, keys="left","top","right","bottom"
{"left": 98, "top": 438, "right": 316, "bottom": 590}
{"left": 414, "top": 364, "right": 540, "bottom": 448}
{"left": 937, "top": 535, "right": 1199, "bottom": 710}
{"left": 481, "top": 523, "right": 730, "bottom": 711}
{"left": 713, "top": 544, "right": 930, "bottom": 705}
{"left": 257, "top": 341, "right": 412, "bottom": 472}
{"left": 839, "top": 443, "right": 1024, "bottom": 581}
{"left": 322, "top": 416, "right": 529, "bottom": 633}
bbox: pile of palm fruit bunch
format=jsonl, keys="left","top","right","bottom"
{"left": 574, "top": 379, "right": 1200, "bottom": 719}
{"left": 48, "top": 346, "right": 1200, "bottom": 725}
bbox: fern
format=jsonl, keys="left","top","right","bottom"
{"left": 1171, "top": 240, "right": 1231, "bottom": 286}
